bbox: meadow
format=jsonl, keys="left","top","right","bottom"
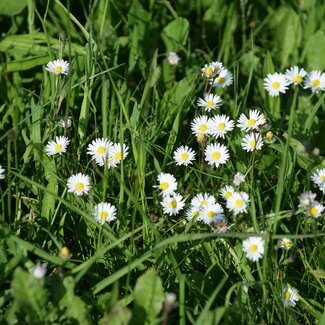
{"left": 0, "top": 0, "right": 325, "bottom": 324}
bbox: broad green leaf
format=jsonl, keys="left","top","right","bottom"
{"left": 133, "top": 269, "right": 164, "bottom": 318}
{"left": 161, "top": 17, "right": 189, "bottom": 52}
{"left": 0, "top": 0, "right": 26, "bottom": 16}
{"left": 99, "top": 304, "right": 132, "bottom": 325}
{"left": 302, "top": 30, "right": 325, "bottom": 70}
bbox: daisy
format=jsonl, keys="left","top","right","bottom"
{"left": 201, "top": 62, "right": 223, "bottom": 79}
{"left": 298, "top": 191, "right": 317, "bottom": 208}
{"left": 191, "top": 115, "right": 210, "bottom": 136}
{"left": 208, "top": 114, "right": 234, "bottom": 139}
{"left": 190, "top": 193, "right": 216, "bottom": 209}
{"left": 87, "top": 138, "right": 113, "bottom": 166}
{"left": 211, "top": 61, "right": 224, "bottom": 75}
{"left": 173, "top": 146, "right": 196, "bottom": 166}
{"left": 214, "top": 219, "right": 230, "bottom": 233}
{"left": 0, "top": 165, "right": 5, "bottom": 180}
{"left": 161, "top": 193, "right": 185, "bottom": 216}
{"left": 107, "top": 143, "right": 129, "bottom": 168}
{"left": 242, "top": 237, "right": 264, "bottom": 262}
{"left": 205, "top": 143, "right": 230, "bottom": 168}
{"left": 233, "top": 172, "right": 245, "bottom": 186}
{"left": 211, "top": 69, "right": 233, "bottom": 88}
{"left": 33, "top": 264, "right": 47, "bottom": 279}
{"left": 199, "top": 202, "right": 224, "bottom": 224}
{"left": 58, "top": 116, "right": 72, "bottom": 128}
{"left": 311, "top": 169, "right": 325, "bottom": 193}
{"left": 241, "top": 132, "right": 264, "bottom": 152}
{"left": 237, "top": 109, "right": 266, "bottom": 131}
{"left": 197, "top": 93, "right": 222, "bottom": 112}
{"left": 93, "top": 202, "right": 117, "bottom": 225}
{"left": 59, "top": 246, "right": 72, "bottom": 260}
{"left": 282, "top": 285, "right": 299, "bottom": 307}
{"left": 304, "top": 70, "right": 325, "bottom": 93}
{"left": 220, "top": 185, "right": 235, "bottom": 200}
{"left": 280, "top": 238, "right": 293, "bottom": 251}
{"left": 67, "top": 173, "right": 91, "bottom": 196}
{"left": 167, "top": 52, "right": 180, "bottom": 65}
{"left": 45, "top": 136, "right": 70, "bottom": 156}
{"left": 45, "top": 59, "right": 69, "bottom": 75}
{"left": 305, "top": 201, "right": 324, "bottom": 218}
{"left": 285, "top": 66, "right": 307, "bottom": 85}
{"left": 264, "top": 131, "right": 275, "bottom": 144}
{"left": 155, "top": 173, "right": 177, "bottom": 197}
{"left": 264, "top": 72, "right": 290, "bottom": 96}
{"left": 185, "top": 206, "right": 200, "bottom": 221}
{"left": 227, "top": 191, "right": 250, "bottom": 215}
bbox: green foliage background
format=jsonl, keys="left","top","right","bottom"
{"left": 0, "top": 0, "right": 325, "bottom": 324}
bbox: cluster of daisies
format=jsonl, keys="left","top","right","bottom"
{"left": 264, "top": 66, "right": 325, "bottom": 96}
{"left": 44, "top": 59, "right": 131, "bottom": 225}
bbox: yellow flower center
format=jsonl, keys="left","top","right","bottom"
{"left": 75, "top": 182, "right": 84, "bottom": 191}
{"left": 309, "top": 207, "right": 318, "bottom": 217}
{"left": 169, "top": 200, "right": 177, "bottom": 209}
{"left": 197, "top": 133, "right": 205, "bottom": 143}
{"left": 181, "top": 153, "right": 189, "bottom": 160}
{"left": 218, "top": 123, "right": 225, "bottom": 130}
{"left": 225, "top": 191, "right": 232, "bottom": 198}
{"left": 217, "top": 77, "right": 225, "bottom": 84}
{"left": 205, "top": 67, "right": 213, "bottom": 77}
{"left": 54, "top": 66, "right": 63, "bottom": 73}
{"left": 206, "top": 100, "right": 214, "bottom": 107}
{"left": 200, "top": 200, "right": 207, "bottom": 207}
{"left": 249, "top": 244, "right": 258, "bottom": 253}
{"left": 235, "top": 199, "right": 244, "bottom": 207}
{"left": 207, "top": 211, "right": 214, "bottom": 218}
{"left": 55, "top": 144, "right": 63, "bottom": 152}
{"left": 272, "top": 81, "right": 280, "bottom": 89}
{"left": 284, "top": 241, "right": 292, "bottom": 248}
{"left": 97, "top": 146, "right": 106, "bottom": 154}
{"left": 100, "top": 211, "right": 108, "bottom": 220}
{"left": 114, "top": 152, "right": 122, "bottom": 160}
{"left": 293, "top": 75, "right": 302, "bottom": 83}
{"left": 192, "top": 211, "right": 199, "bottom": 218}
{"left": 212, "top": 152, "right": 221, "bottom": 160}
{"left": 250, "top": 140, "right": 256, "bottom": 148}
{"left": 266, "top": 131, "right": 273, "bottom": 139}
{"left": 247, "top": 119, "right": 255, "bottom": 127}
{"left": 199, "top": 124, "right": 207, "bottom": 132}
{"left": 320, "top": 175, "right": 325, "bottom": 180}
{"left": 283, "top": 291, "right": 291, "bottom": 300}
{"left": 160, "top": 182, "right": 169, "bottom": 190}
{"left": 312, "top": 79, "right": 320, "bottom": 87}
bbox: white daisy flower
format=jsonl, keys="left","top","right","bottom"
{"left": 58, "top": 116, "right": 72, "bottom": 128}
{"left": 241, "top": 132, "right": 264, "bottom": 152}
{"left": 305, "top": 201, "right": 324, "bottom": 218}
{"left": 87, "top": 138, "right": 113, "bottom": 166}
{"left": 197, "top": 93, "right": 222, "bottom": 112}
{"left": 107, "top": 143, "right": 129, "bottom": 168}
{"left": 298, "top": 191, "right": 317, "bottom": 208}
{"left": 190, "top": 193, "right": 216, "bottom": 209}
{"left": 285, "top": 66, "right": 307, "bottom": 85}
{"left": 204, "top": 143, "right": 230, "bottom": 168}
{"left": 233, "top": 172, "right": 245, "bottom": 186}
{"left": 201, "top": 61, "right": 223, "bottom": 79}
{"left": 210, "top": 69, "right": 233, "bottom": 88}
{"left": 282, "top": 285, "right": 299, "bottom": 308}
{"left": 93, "top": 202, "right": 117, "bottom": 225}
{"left": 304, "top": 70, "right": 325, "bottom": 93}
{"left": 214, "top": 219, "right": 230, "bottom": 233}
{"left": 242, "top": 237, "right": 264, "bottom": 262}
{"left": 208, "top": 114, "right": 234, "bottom": 139}
{"left": 263, "top": 72, "right": 290, "bottom": 96}
{"left": 161, "top": 193, "right": 185, "bottom": 216}
{"left": 220, "top": 185, "right": 235, "bottom": 200}
{"left": 191, "top": 115, "right": 210, "bottom": 136}
{"left": 280, "top": 238, "right": 293, "bottom": 251}
{"left": 211, "top": 61, "right": 224, "bottom": 75}
{"left": 155, "top": 173, "right": 177, "bottom": 197}
{"left": 311, "top": 169, "right": 325, "bottom": 193}
{"left": 237, "top": 109, "right": 266, "bottom": 131}
{"left": 67, "top": 173, "right": 91, "bottom": 196}
{"left": 45, "top": 59, "right": 69, "bottom": 75}
{"left": 226, "top": 191, "right": 250, "bottom": 215}
{"left": 0, "top": 165, "right": 5, "bottom": 180}
{"left": 199, "top": 202, "right": 224, "bottom": 224}
{"left": 173, "top": 146, "right": 196, "bottom": 166}
{"left": 45, "top": 136, "right": 70, "bottom": 156}
{"left": 167, "top": 52, "right": 180, "bottom": 65}
{"left": 185, "top": 206, "right": 200, "bottom": 221}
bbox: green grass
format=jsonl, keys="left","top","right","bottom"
{"left": 1, "top": 0, "right": 325, "bottom": 324}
